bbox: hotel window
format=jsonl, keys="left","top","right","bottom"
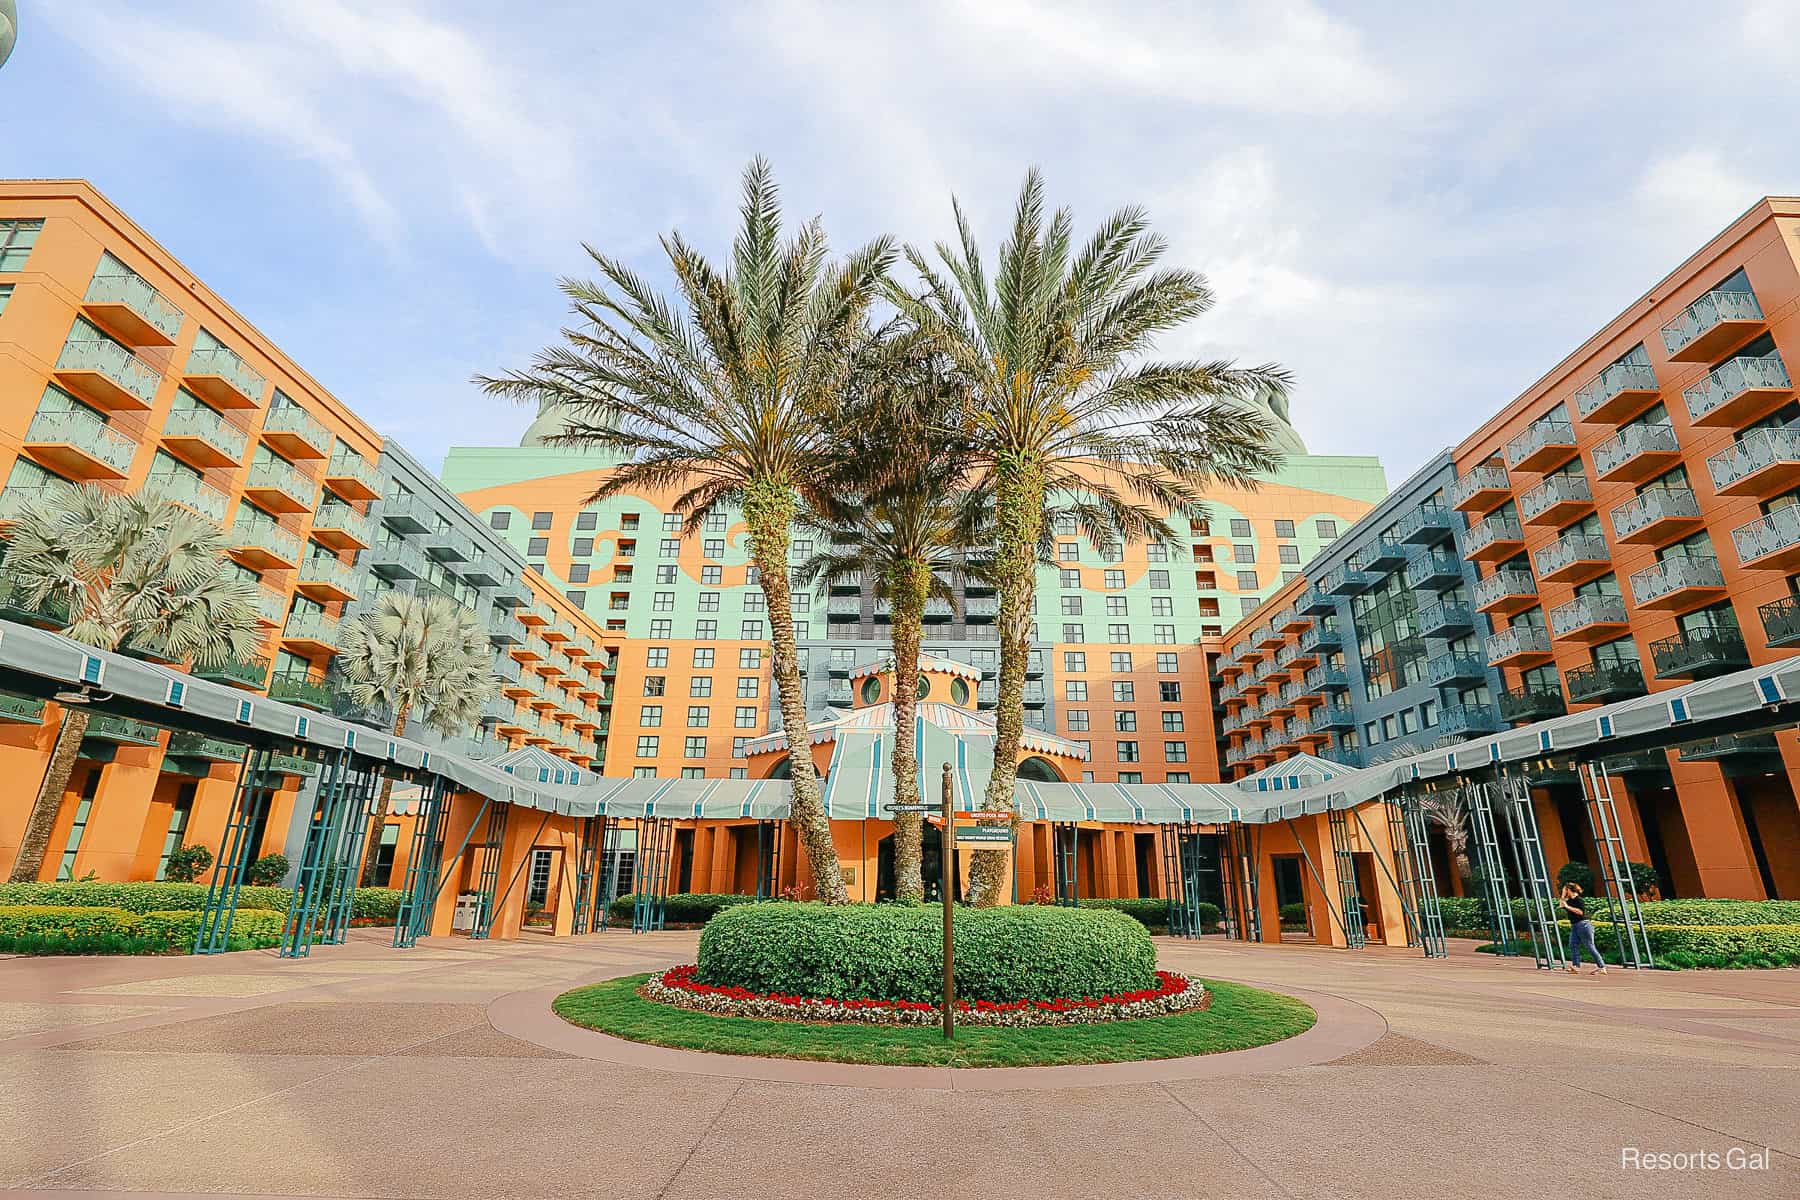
{"left": 737, "top": 676, "right": 759, "bottom": 697}
{"left": 1156, "top": 652, "right": 1178, "bottom": 672}
{"left": 636, "top": 735, "right": 659, "bottom": 757}
{"left": 735, "top": 706, "right": 757, "bottom": 728}
{"left": 489, "top": 511, "right": 511, "bottom": 530}
{"left": 1283, "top": 572, "right": 1301, "bottom": 585}
{"left": 1117, "top": 741, "right": 1140, "bottom": 763}
{"left": 1106, "top": 596, "right": 1127, "bottom": 616}
{"left": 646, "top": 648, "right": 669, "bottom": 667}
{"left": 662, "top": 513, "right": 682, "bottom": 532}
{"left": 1054, "top": 513, "right": 1077, "bottom": 534}
{"left": 527, "top": 537, "right": 548, "bottom": 556}
{"left": 1317, "top": 519, "right": 1338, "bottom": 538}
{"left": 1164, "top": 741, "right": 1188, "bottom": 763}
{"left": 741, "top": 620, "right": 764, "bottom": 639}
{"left": 572, "top": 538, "right": 594, "bottom": 556}
{"left": 577, "top": 512, "right": 598, "bottom": 530}
{"left": 701, "top": 566, "right": 721, "bottom": 585}
{"left": 687, "top": 705, "right": 709, "bottom": 726}
{"left": 704, "top": 512, "right": 727, "bottom": 532}
{"left": 1148, "top": 570, "right": 1169, "bottom": 589}
{"left": 685, "top": 648, "right": 711, "bottom": 669}
{"left": 747, "top": 565, "right": 761, "bottom": 585}
{"left": 1232, "top": 543, "right": 1254, "bottom": 563}
{"left": 1151, "top": 597, "right": 1173, "bottom": 617}
{"left": 1117, "top": 771, "right": 1142, "bottom": 783}
{"left": 1236, "top": 571, "right": 1258, "bottom": 589}
{"left": 659, "top": 538, "right": 679, "bottom": 557}
{"left": 1110, "top": 651, "right": 1131, "bottom": 673}
{"left": 680, "top": 767, "right": 705, "bottom": 779}
{"left": 1058, "top": 543, "right": 1079, "bottom": 561}
{"left": 1159, "top": 681, "right": 1182, "bottom": 702}
{"left": 1104, "top": 569, "right": 1125, "bottom": 589}
{"left": 643, "top": 676, "right": 666, "bottom": 697}
{"left": 1063, "top": 623, "right": 1084, "bottom": 641}
{"left": 696, "top": 619, "right": 717, "bottom": 638}
{"left": 1113, "top": 681, "right": 1135, "bottom": 702}
{"left": 1067, "top": 709, "right": 1089, "bottom": 731}
{"left": 1114, "top": 711, "right": 1137, "bottom": 731}
{"left": 1279, "top": 545, "right": 1300, "bottom": 564}
{"left": 633, "top": 767, "right": 657, "bottom": 778}
{"left": 566, "top": 589, "right": 586, "bottom": 608}
{"left": 1108, "top": 624, "right": 1129, "bottom": 643}
{"left": 704, "top": 539, "right": 725, "bottom": 558}
{"left": 0, "top": 283, "right": 11, "bottom": 314}
{"left": 0, "top": 219, "right": 45, "bottom": 270}
{"left": 640, "top": 706, "right": 663, "bottom": 726}
{"left": 1421, "top": 698, "right": 1440, "bottom": 727}
{"left": 1162, "top": 711, "right": 1184, "bottom": 732}
{"left": 621, "top": 513, "right": 639, "bottom": 530}
{"left": 746, "top": 592, "right": 767, "bottom": 612}
{"left": 729, "top": 767, "right": 747, "bottom": 779}
{"left": 568, "top": 564, "right": 589, "bottom": 583}
{"left": 532, "top": 512, "right": 552, "bottom": 530}
{"left": 1066, "top": 680, "right": 1088, "bottom": 701}
{"left": 655, "top": 565, "right": 676, "bottom": 584}
{"left": 649, "top": 619, "right": 671, "bottom": 638}
{"left": 1167, "top": 772, "right": 1190, "bottom": 784}
{"left": 1060, "top": 568, "right": 1080, "bottom": 588}
{"left": 739, "top": 648, "right": 762, "bottom": 669}
{"left": 1230, "top": 519, "right": 1252, "bottom": 538}
{"left": 1064, "top": 651, "right": 1086, "bottom": 672}
{"left": 1060, "top": 596, "right": 1082, "bottom": 616}
{"left": 1274, "top": 519, "right": 1295, "bottom": 538}
{"left": 1146, "top": 543, "right": 1167, "bottom": 562}
{"left": 653, "top": 592, "right": 673, "bottom": 612}
{"left": 732, "top": 739, "right": 749, "bottom": 760}
{"left": 684, "top": 736, "right": 707, "bottom": 758}
{"left": 791, "top": 539, "right": 813, "bottom": 561}
{"left": 699, "top": 592, "right": 721, "bottom": 612}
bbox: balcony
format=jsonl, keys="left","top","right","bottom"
{"left": 1438, "top": 703, "right": 1501, "bottom": 737}
{"left": 461, "top": 555, "right": 504, "bottom": 588}
{"left": 1417, "top": 600, "right": 1474, "bottom": 639}
{"left": 1326, "top": 565, "right": 1376, "bottom": 596}
{"left": 963, "top": 595, "right": 998, "bottom": 620}
{"left": 1592, "top": 423, "right": 1681, "bottom": 485}
{"left": 82, "top": 262, "right": 183, "bottom": 346}
{"left": 149, "top": 471, "right": 230, "bottom": 524}
{"left": 1534, "top": 531, "right": 1611, "bottom": 586}
{"left": 1732, "top": 505, "right": 1800, "bottom": 572}
{"left": 489, "top": 581, "right": 530, "bottom": 609}
{"left": 1710, "top": 424, "right": 1800, "bottom": 500}
{"left": 827, "top": 596, "right": 861, "bottom": 618}
{"left": 1278, "top": 606, "right": 1311, "bottom": 635}
{"left": 1485, "top": 624, "right": 1552, "bottom": 666}
{"left": 1364, "top": 537, "right": 1408, "bottom": 571}
{"left": 183, "top": 342, "right": 266, "bottom": 410}
{"left": 1409, "top": 547, "right": 1463, "bottom": 592}
{"left": 191, "top": 655, "right": 269, "bottom": 691}
{"left": 1307, "top": 665, "right": 1351, "bottom": 694}
{"left": 1683, "top": 350, "right": 1792, "bottom": 428}
{"left": 295, "top": 553, "right": 358, "bottom": 603}
{"left": 1678, "top": 732, "right": 1784, "bottom": 773}
{"left": 1426, "top": 652, "right": 1485, "bottom": 687}
{"left": 1396, "top": 503, "right": 1455, "bottom": 545}
{"left": 1610, "top": 487, "right": 1702, "bottom": 546}
{"left": 1299, "top": 622, "right": 1342, "bottom": 655}
{"left": 250, "top": 585, "right": 287, "bottom": 626}
{"left": 540, "top": 620, "right": 573, "bottom": 644}
{"left": 1630, "top": 554, "right": 1726, "bottom": 613}
{"left": 1498, "top": 685, "right": 1565, "bottom": 723}
{"left": 243, "top": 456, "right": 316, "bottom": 514}
{"left": 281, "top": 610, "right": 341, "bottom": 655}
{"left": 1505, "top": 416, "right": 1578, "bottom": 473}
{"left": 1573, "top": 357, "right": 1661, "bottom": 424}
{"left": 422, "top": 526, "right": 474, "bottom": 565}
{"left": 262, "top": 404, "right": 331, "bottom": 460}
{"left": 1473, "top": 568, "right": 1538, "bottom": 616}
{"left": 1660, "top": 282, "right": 1764, "bottom": 362}
{"left": 53, "top": 334, "right": 162, "bottom": 412}
{"left": 1314, "top": 703, "right": 1356, "bottom": 731}
{"left": 324, "top": 449, "right": 382, "bottom": 501}
{"left": 1320, "top": 745, "right": 1365, "bottom": 769}
{"left": 1255, "top": 622, "right": 1285, "bottom": 650}
{"left": 1518, "top": 474, "right": 1593, "bottom": 526}
{"left": 84, "top": 714, "right": 163, "bottom": 746}
{"left": 1651, "top": 625, "right": 1748, "bottom": 680}
{"left": 22, "top": 408, "right": 137, "bottom": 481}
{"left": 167, "top": 732, "right": 249, "bottom": 763}
{"left": 1759, "top": 595, "right": 1800, "bottom": 649}
{"left": 227, "top": 516, "right": 301, "bottom": 571}
{"left": 268, "top": 673, "right": 334, "bottom": 710}
{"left": 1464, "top": 513, "right": 1525, "bottom": 563}
{"left": 1449, "top": 464, "right": 1511, "bottom": 514}
{"left": 1564, "top": 660, "right": 1646, "bottom": 705}
{"left": 1548, "top": 594, "right": 1629, "bottom": 643}
{"left": 1300, "top": 585, "right": 1337, "bottom": 616}
{"left": 160, "top": 404, "right": 250, "bottom": 471}
{"left": 376, "top": 494, "right": 435, "bottom": 536}
{"left": 310, "top": 502, "right": 372, "bottom": 552}
{"left": 368, "top": 537, "right": 429, "bottom": 581}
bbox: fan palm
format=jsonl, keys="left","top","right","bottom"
{"left": 892, "top": 170, "right": 1294, "bottom": 904}
{"left": 334, "top": 590, "right": 496, "bottom": 883}
{"left": 1416, "top": 789, "right": 1474, "bottom": 884}
{"left": 796, "top": 343, "right": 985, "bottom": 902}
{"left": 476, "top": 159, "right": 896, "bottom": 904}
{"left": 5, "top": 484, "right": 264, "bottom": 881}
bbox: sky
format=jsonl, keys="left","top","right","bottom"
{"left": 5, "top": 1, "right": 1799, "bottom": 484}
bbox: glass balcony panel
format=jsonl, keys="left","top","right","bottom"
{"left": 1573, "top": 358, "right": 1660, "bottom": 423}
{"left": 184, "top": 341, "right": 267, "bottom": 409}
{"left": 1732, "top": 505, "right": 1800, "bottom": 571}
{"left": 1548, "top": 594, "right": 1628, "bottom": 641}
{"left": 1610, "top": 487, "right": 1701, "bottom": 544}
{"left": 262, "top": 404, "right": 332, "bottom": 459}
{"left": 1592, "top": 422, "right": 1680, "bottom": 483}
{"left": 23, "top": 407, "right": 138, "bottom": 479}
{"left": 149, "top": 471, "right": 229, "bottom": 523}
{"left": 1485, "top": 624, "right": 1552, "bottom": 664}
{"left": 1660, "top": 284, "right": 1764, "bottom": 361}
{"left": 1505, "top": 417, "right": 1577, "bottom": 472}
{"left": 1629, "top": 554, "right": 1725, "bottom": 610}
{"left": 1707, "top": 425, "right": 1800, "bottom": 498}
{"left": 162, "top": 404, "right": 248, "bottom": 468}
{"left": 1533, "top": 532, "right": 1610, "bottom": 583}
{"left": 1682, "top": 350, "right": 1791, "bottom": 427}
{"left": 83, "top": 259, "right": 184, "bottom": 346}
{"left": 53, "top": 332, "right": 162, "bottom": 411}
{"left": 1449, "top": 464, "right": 1509, "bottom": 512}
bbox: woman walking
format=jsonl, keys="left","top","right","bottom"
{"left": 1560, "top": 881, "right": 1608, "bottom": 974}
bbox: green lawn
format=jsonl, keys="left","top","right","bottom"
{"left": 552, "top": 975, "right": 1316, "bottom": 1068}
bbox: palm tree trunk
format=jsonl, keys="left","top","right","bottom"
{"left": 968, "top": 455, "right": 1046, "bottom": 906}
{"left": 8, "top": 706, "right": 91, "bottom": 882}
{"left": 887, "top": 560, "right": 931, "bottom": 904}
{"left": 745, "top": 477, "right": 846, "bottom": 904}
{"left": 360, "top": 704, "right": 409, "bottom": 885}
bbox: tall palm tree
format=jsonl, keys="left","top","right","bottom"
{"left": 796, "top": 344, "right": 985, "bottom": 902}
{"left": 893, "top": 170, "right": 1293, "bottom": 904}
{"left": 1416, "top": 789, "right": 1474, "bottom": 885}
{"left": 5, "top": 484, "right": 264, "bottom": 881}
{"left": 335, "top": 590, "right": 496, "bottom": 883}
{"left": 476, "top": 159, "right": 895, "bottom": 904}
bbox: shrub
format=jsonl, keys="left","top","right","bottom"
{"left": 697, "top": 902, "right": 1157, "bottom": 1003}
{"left": 1556, "top": 861, "right": 1594, "bottom": 890}
{"left": 162, "top": 845, "right": 213, "bottom": 883}
{"left": 1279, "top": 902, "right": 1307, "bottom": 926}
{"left": 1076, "top": 897, "right": 1221, "bottom": 933}
{"left": 0, "top": 880, "right": 408, "bottom": 926}
{"left": 1426, "top": 894, "right": 1800, "bottom": 934}
{"left": 1484, "top": 922, "right": 1800, "bottom": 970}
{"left": 0, "top": 904, "right": 286, "bottom": 954}
{"left": 139, "top": 907, "right": 286, "bottom": 951}
{"left": 246, "top": 854, "right": 290, "bottom": 887}
{"left": 607, "top": 892, "right": 762, "bottom": 925}
{"left": 350, "top": 887, "right": 404, "bottom": 923}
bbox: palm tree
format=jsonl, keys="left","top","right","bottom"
{"left": 5, "top": 484, "right": 264, "bottom": 882}
{"left": 1416, "top": 789, "right": 1473, "bottom": 884}
{"left": 334, "top": 590, "right": 496, "bottom": 883}
{"left": 892, "top": 170, "right": 1293, "bottom": 904}
{"left": 476, "top": 159, "right": 896, "bottom": 904}
{"left": 796, "top": 344, "right": 984, "bottom": 902}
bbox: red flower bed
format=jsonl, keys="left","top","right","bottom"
{"left": 643, "top": 965, "right": 1208, "bottom": 1027}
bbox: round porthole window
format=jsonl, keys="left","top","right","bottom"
{"left": 950, "top": 678, "right": 971, "bottom": 705}
{"left": 860, "top": 677, "right": 881, "bottom": 704}
{"left": 916, "top": 675, "right": 931, "bottom": 699}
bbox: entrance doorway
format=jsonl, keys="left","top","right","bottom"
{"left": 876, "top": 824, "right": 961, "bottom": 901}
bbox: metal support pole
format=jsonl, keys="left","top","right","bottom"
{"left": 1326, "top": 809, "right": 1368, "bottom": 948}
{"left": 483, "top": 809, "right": 555, "bottom": 938}
{"left": 279, "top": 749, "right": 349, "bottom": 958}
{"left": 1283, "top": 816, "right": 1355, "bottom": 949}
{"left": 469, "top": 801, "right": 514, "bottom": 940}
{"left": 1052, "top": 822, "right": 1079, "bottom": 905}
{"left": 195, "top": 747, "right": 274, "bottom": 955}
{"left": 1581, "top": 762, "right": 1654, "bottom": 969}
{"left": 393, "top": 778, "right": 453, "bottom": 949}
{"left": 1498, "top": 772, "right": 1568, "bottom": 970}
{"left": 571, "top": 816, "right": 599, "bottom": 934}
{"left": 1399, "top": 794, "right": 1448, "bottom": 958}
{"left": 1351, "top": 804, "right": 1425, "bottom": 952}
{"left": 322, "top": 765, "right": 379, "bottom": 945}
{"left": 1465, "top": 782, "right": 1519, "bottom": 952}
{"left": 597, "top": 816, "right": 621, "bottom": 930}
{"left": 940, "top": 762, "right": 954, "bottom": 1041}
{"left": 1383, "top": 799, "right": 1422, "bottom": 948}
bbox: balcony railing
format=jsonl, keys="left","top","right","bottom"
{"left": 1683, "top": 350, "right": 1791, "bottom": 425}
{"left": 184, "top": 342, "right": 267, "bottom": 408}
{"left": 1759, "top": 595, "right": 1800, "bottom": 649}
{"left": 1629, "top": 554, "right": 1724, "bottom": 609}
{"left": 1534, "top": 531, "right": 1609, "bottom": 580}
{"left": 1518, "top": 473, "right": 1592, "bottom": 523}
{"left": 1426, "top": 652, "right": 1485, "bottom": 687}
{"left": 1417, "top": 600, "right": 1474, "bottom": 638}
{"left": 1650, "top": 626, "right": 1749, "bottom": 679}
{"left": 84, "top": 264, "right": 185, "bottom": 344}
{"left": 282, "top": 610, "right": 341, "bottom": 648}
{"left": 251, "top": 585, "right": 287, "bottom": 625}
{"left": 1438, "top": 703, "right": 1500, "bottom": 736}
{"left": 245, "top": 456, "right": 316, "bottom": 510}
{"left": 1472, "top": 568, "right": 1537, "bottom": 612}
{"left": 268, "top": 673, "right": 334, "bottom": 710}
{"left": 297, "top": 554, "right": 357, "bottom": 597}
{"left": 311, "top": 503, "right": 372, "bottom": 547}
{"left": 1573, "top": 359, "right": 1659, "bottom": 422}
{"left": 1315, "top": 703, "right": 1356, "bottom": 730}
{"left": 1410, "top": 547, "right": 1463, "bottom": 589}
{"left": 1449, "top": 464, "right": 1509, "bottom": 510}
{"left": 1485, "top": 624, "right": 1551, "bottom": 663}
{"left": 1498, "top": 686, "right": 1565, "bottom": 723}
{"left": 369, "top": 537, "right": 430, "bottom": 580}
{"left": 1395, "top": 503, "right": 1455, "bottom": 544}
{"left": 24, "top": 407, "right": 139, "bottom": 478}
{"left": 162, "top": 404, "right": 248, "bottom": 465}
{"left": 1660, "top": 283, "right": 1763, "bottom": 359}
{"left": 1299, "top": 622, "right": 1341, "bottom": 653}
{"left": 85, "top": 714, "right": 163, "bottom": 746}
{"left": 1611, "top": 487, "right": 1700, "bottom": 543}
{"left": 1564, "top": 660, "right": 1645, "bottom": 705}
{"left": 1320, "top": 745, "right": 1364, "bottom": 769}
{"left": 148, "top": 471, "right": 229, "bottom": 523}
{"left": 192, "top": 655, "right": 270, "bottom": 690}
{"left": 1708, "top": 425, "right": 1800, "bottom": 496}
{"left": 230, "top": 515, "right": 301, "bottom": 565}
{"left": 1505, "top": 417, "right": 1577, "bottom": 471}
{"left": 54, "top": 334, "right": 162, "bottom": 410}
{"left": 167, "top": 731, "right": 249, "bottom": 762}
{"left": 325, "top": 449, "right": 382, "bottom": 499}
{"left": 1306, "top": 665, "right": 1350, "bottom": 692}
{"left": 1464, "top": 513, "right": 1523, "bottom": 558}
{"left": 263, "top": 404, "right": 332, "bottom": 458}
{"left": 1731, "top": 504, "right": 1800, "bottom": 569}
{"left": 1548, "top": 593, "right": 1627, "bottom": 639}
{"left": 1592, "top": 422, "right": 1679, "bottom": 482}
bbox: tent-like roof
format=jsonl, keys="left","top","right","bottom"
{"left": 847, "top": 653, "right": 984, "bottom": 682}
{"left": 741, "top": 700, "right": 1089, "bottom": 762}
{"left": 1236, "top": 752, "right": 1344, "bottom": 792}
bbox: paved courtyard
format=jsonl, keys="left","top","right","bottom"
{"left": 0, "top": 929, "right": 1794, "bottom": 1200}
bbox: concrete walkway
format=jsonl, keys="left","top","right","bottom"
{"left": 0, "top": 929, "right": 1794, "bottom": 1199}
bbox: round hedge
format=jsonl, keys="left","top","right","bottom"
{"left": 696, "top": 902, "right": 1157, "bottom": 1004}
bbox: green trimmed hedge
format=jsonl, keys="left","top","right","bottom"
{"left": 607, "top": 892, "right": 761, "bottom": 926}
{"left": 1429, "top": 895, "right": 1800, "bottom": 935}
{"left": 697, "top": 902, "right": 1158, "bottom": 1003}
{"left": 0, "top": 881, "right": 404, "bottom": 925}
{"left": 1483, "top": 922, "right": 1800, "bottom": 970}
{"left": 0, "top": 904, "right": 285, "bottom": 955}
{"left": 1075, "top": 897, "right": 1221, "bottom": 933}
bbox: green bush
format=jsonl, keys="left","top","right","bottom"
{"left": 696, "top": 902, "right": 1158, "bottom": 1003}
{"left": 1427, "top": 894, "right": 1800, "bottom": 934}
{"left": 349, "top": 887, "right": 404, "bottom": 923}
{"left": 1076, "top": 897, "right": 1221, "bottom": 933}
{"left": 1483, "top": 923, "right": 1800, "bottom": 970}
{"left": 140, "top": 908, "right": 286, "bottom": 950}
{"left": 162, "top": 844, "right": 213, "bottom": 883}
{"left": 0, "top": 881, "right": 406, "bottom": 925}
{"left": 607, "top": 892, "right": 762, "bottom": 925}
{"left": 1279, "top": 902, "right": 1306, "bottom": 926}
{"left": 1555, "top": 861, "right": 1593, "bottom": 890}
{"left": 0, "top": 904, "right": 286, "bottom": 954}
{"left": 246, "top": 854, "right": 290, "bottom": 887}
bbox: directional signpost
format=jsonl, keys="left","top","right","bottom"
{"left": 939, "top": 763, "right": 955, "bottom": 1040}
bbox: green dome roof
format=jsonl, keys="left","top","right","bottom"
{"left": 0, "top": 2, "right": 17, "bottom": 72}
